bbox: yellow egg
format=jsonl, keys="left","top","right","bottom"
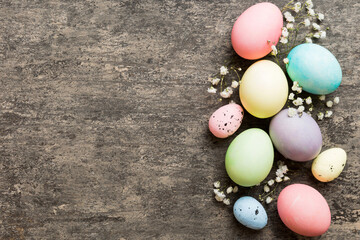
{"left": 312, "top": 148, "right": 347, "bottom": 182}
{"left": 240, "top": 60, "right": 288, "bottom": 118}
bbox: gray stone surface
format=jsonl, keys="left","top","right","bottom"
{"left": 0, "top": 0, "right": 359, "bottom": 239}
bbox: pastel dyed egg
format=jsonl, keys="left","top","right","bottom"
{"left": 231, "top": 2, "right": 283, "bottom": 59}
{"left": 209, "top": 103, "right": 244, "bottom": 138}
{"left": 277, "top": 184, "right": 331, "bottom": 237}
{"left": 240, "top": 60, "right": 288, "bottom": 118}
{"left": 312, "top": 148, "right": 347, "bottom": 182}
{"left": 225, "top": 128, "right": 274, "bottom": 187}
{"left": 233, "top": 196, "right": 268, "bottom": 230}
{"left": 286, "top": 43, "right": 342, "bottom": 94}
{"left": 269, "top": 110, "right": 322, "bottom": 162}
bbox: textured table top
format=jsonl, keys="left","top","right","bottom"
{"left": 0, "top": 0, "right": 359, "bottom": 239}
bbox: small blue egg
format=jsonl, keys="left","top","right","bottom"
{"left": 233, "top": 196, "right": 268, "bottom": 230}
{"left": 286, "top": 43, "right": 342, "bottom": 95}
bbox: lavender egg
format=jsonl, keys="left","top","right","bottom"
{"left": 269, "top": 109, "right": 322, "bottom": 162}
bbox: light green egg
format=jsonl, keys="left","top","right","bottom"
{"left": 312, "top": 148, "right": 347, "bottom": 182}
{"left": 225, "top": 128, "right": 274, "bottom": 187}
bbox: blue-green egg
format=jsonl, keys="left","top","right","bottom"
{"left": 286, "top": 43, "right": 342, "bottom": 95}
{"left": 233, "top": 196, "right": 268, "bottom": 230}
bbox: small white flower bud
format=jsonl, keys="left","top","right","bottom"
{"left": 223, "top": 198, "right": 230, "bottom": 205}
{"left": 226, "top": 187, "right": 233, "bottom": 194}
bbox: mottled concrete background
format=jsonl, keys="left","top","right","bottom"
{"left": 0, "top": 0, "right": 359, "bottom": 239}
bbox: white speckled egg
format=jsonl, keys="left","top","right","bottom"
{"left": 312, "top": 148, "right": 347, "bottom": 182}
{"left": 209, "top": 103, "right": 244, "bottom": 138}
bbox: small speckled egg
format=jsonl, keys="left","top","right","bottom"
{"left": 225, "top": 128, "right": 274, "bottom": 187}
{"left": 208, "top": 103, "right": 244, "bottom": 138}
{"left": 233, "top": 196, "right": 268, "bottom": 230}
{"left": 240, "top": 60, "right": 288, "bottom": 118}
{"left": 269, "top": 110, "right": 322, "bottom": 162}
{"left": 231, "top": 2, "right": 283, "bottom": 59}
{"left": 286, "top": 43, "right": 342, "bottom": 94}
{"left": 277, "top": 184, "right": 331, "bottom": 237}
{"left": 312, "top": 148, "right": 347, "bottom": 182}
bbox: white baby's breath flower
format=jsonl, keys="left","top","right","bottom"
{"left": 291, "top": 81, "right": 300, "bottom": 91}
{"left": 214, "top": 189, "right": 226, "bottom": 199}
{"left": 334, "top": 97, "right": 340, "bottom": 104}
{"left": 286, "top": 23, "right": 294, "bottom": 29}
{"left": 317, "top": 13, "right": 324, "bottom": 21}
{"left": 296, "top": 87, "right": 302, "bottom": 94}
{"left": 271, "top": 45, "right": 278, "bottom": 55}
{"left": 238, "top": 67, "right": 242, "bottom": 71}
{"left": 284, "top": 12, "right": 295, "bottom": 22}
{"left": 288, "top": 107, "right": 297, "bottom": 117}
{"left": 298, "top": 105, "right": 305, "bottom": 113}
{"left": 317, "top": 112, "right": 324, "bottom": 120}
{"left": 226, "top": 187, "right": 233, "bottom": 194}
{"left": 282, "top": 28, "right": 289, "bottom": 38}
{"left": 325, "top": 111, "right": 333, "bottom": 118}
{"left": 275, "top": 177, "right": 283, "bottom": 183}
{"left": 313, "top": 32, "right": 321, "bottom": 39}
{"left": 220, "top": 87, "right": 233, "bottom": 98}
{"left": 319, "top": 95, "right": 326, "bottom": 101}
{"left": 305, "top": 37, "right": 312, "bottom": 43}
{"left": 268, "top": 179, "right": 275, "bottom": 186}
{"left": 288, "top": 92, "right": 295, "bottom": 100}
{"left": 213, "top": 181, "right": 220, "bottom": 188}
{"left": 207, "top": 87, "right": 217, "bottom": 94}
{"left": 280, "top": 37, "right": 288, "bottom": 44}
{"left": 220, "top": 66, "right": 229, "bottom": 75}
{"left": 305, "top": 96, "right": 312, "bottom": 105}
{"left": 306, "top": 0, "right": 314, "bottom": 9}
{"left": 309, "top": 107, "right": 313, "bottom": 112}
{"left": 233, "top": 186, "right": 238, "bottom": 193}
{"left": 293, "top": 97, "right": 304, "bottom": 106}
{"left": 215, "top": 195, "right": 224, "bottom": 202}
{"left": 283, "top": 58, "right": 289, "bottom": 64}
{"left": 304, "top": 18, "right": 311, "bottom": 27}
{"left": 313, "top": 23, "right": 321, "bottom": 31}
{"left": 223, "top": 198, "right": 230, "bottom": 205}
{"left": 284, "top": 176, "right": 290, "bottom": 181}
{"left": 265, "top": 197, "right": 273, "bottom": 204}
{"left": 294, "top": 2, "right": 302, "bottom": 13}
{"left": 210, "top": 78, "right": 220, "bottom": 85}
{"left": 281, "top": 165, "right": 288, "bottom": 174}
{"left": 326, "top": 100, "right": 333, "bottom": 108}
{"left": 320, "top": 31, "right": 326, "bottom": 39}
{"left": 276, "top": 169, "right": 284, "bottom": 178}
{"left": 231, "top": 81, "right": 239, "bottom": 88}
{"left": 308, "top": 8, "right": 315, "bottom": 17}
{"left": 264, "top": 185, "right": 270, "bottom": 193}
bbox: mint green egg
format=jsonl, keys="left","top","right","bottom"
{"left": 225, "top": 128, "right": 274, "bottom": 187}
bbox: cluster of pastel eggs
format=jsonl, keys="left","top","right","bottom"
{"left": 209, "top": 2, "right": 347, "bottom": 237}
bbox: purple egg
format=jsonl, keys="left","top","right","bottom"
{"left": 269, "top": 109, "right": 322, "bottom": 162}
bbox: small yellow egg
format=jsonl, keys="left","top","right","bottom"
{"left": 239, "top": 60, "right": 288, "bottom": 118}
{"left": 311, "top": 148, "right": 347, "bottom": 182}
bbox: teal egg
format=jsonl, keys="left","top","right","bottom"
{"left": 286, "top": 43, "right": 342, "bottom": 95}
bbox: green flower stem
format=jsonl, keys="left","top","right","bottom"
{"left": 281, "top": 0, "right": 295, "bottom": 13}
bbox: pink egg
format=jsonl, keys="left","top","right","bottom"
{"left": 277, "top": 184, "right": 331, "bottom": 237}
{"left": 209, "top": 103, "right": 244, "bottom": 138}
{"left": 231, "top": 2, "right": 283, "bottom": 60}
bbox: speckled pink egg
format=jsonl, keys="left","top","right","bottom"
{"left": 231, "top": 2, "right": 283, "bottom": 60}
{"left": 209, "top": 103, "right": 244, "bottom": 138}
{"left": 277, "top": 184, "right": 331, "bottom": 237}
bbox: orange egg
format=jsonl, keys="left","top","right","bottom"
{"left": 231, "top": 2, "right": 283, "bottom": 60}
